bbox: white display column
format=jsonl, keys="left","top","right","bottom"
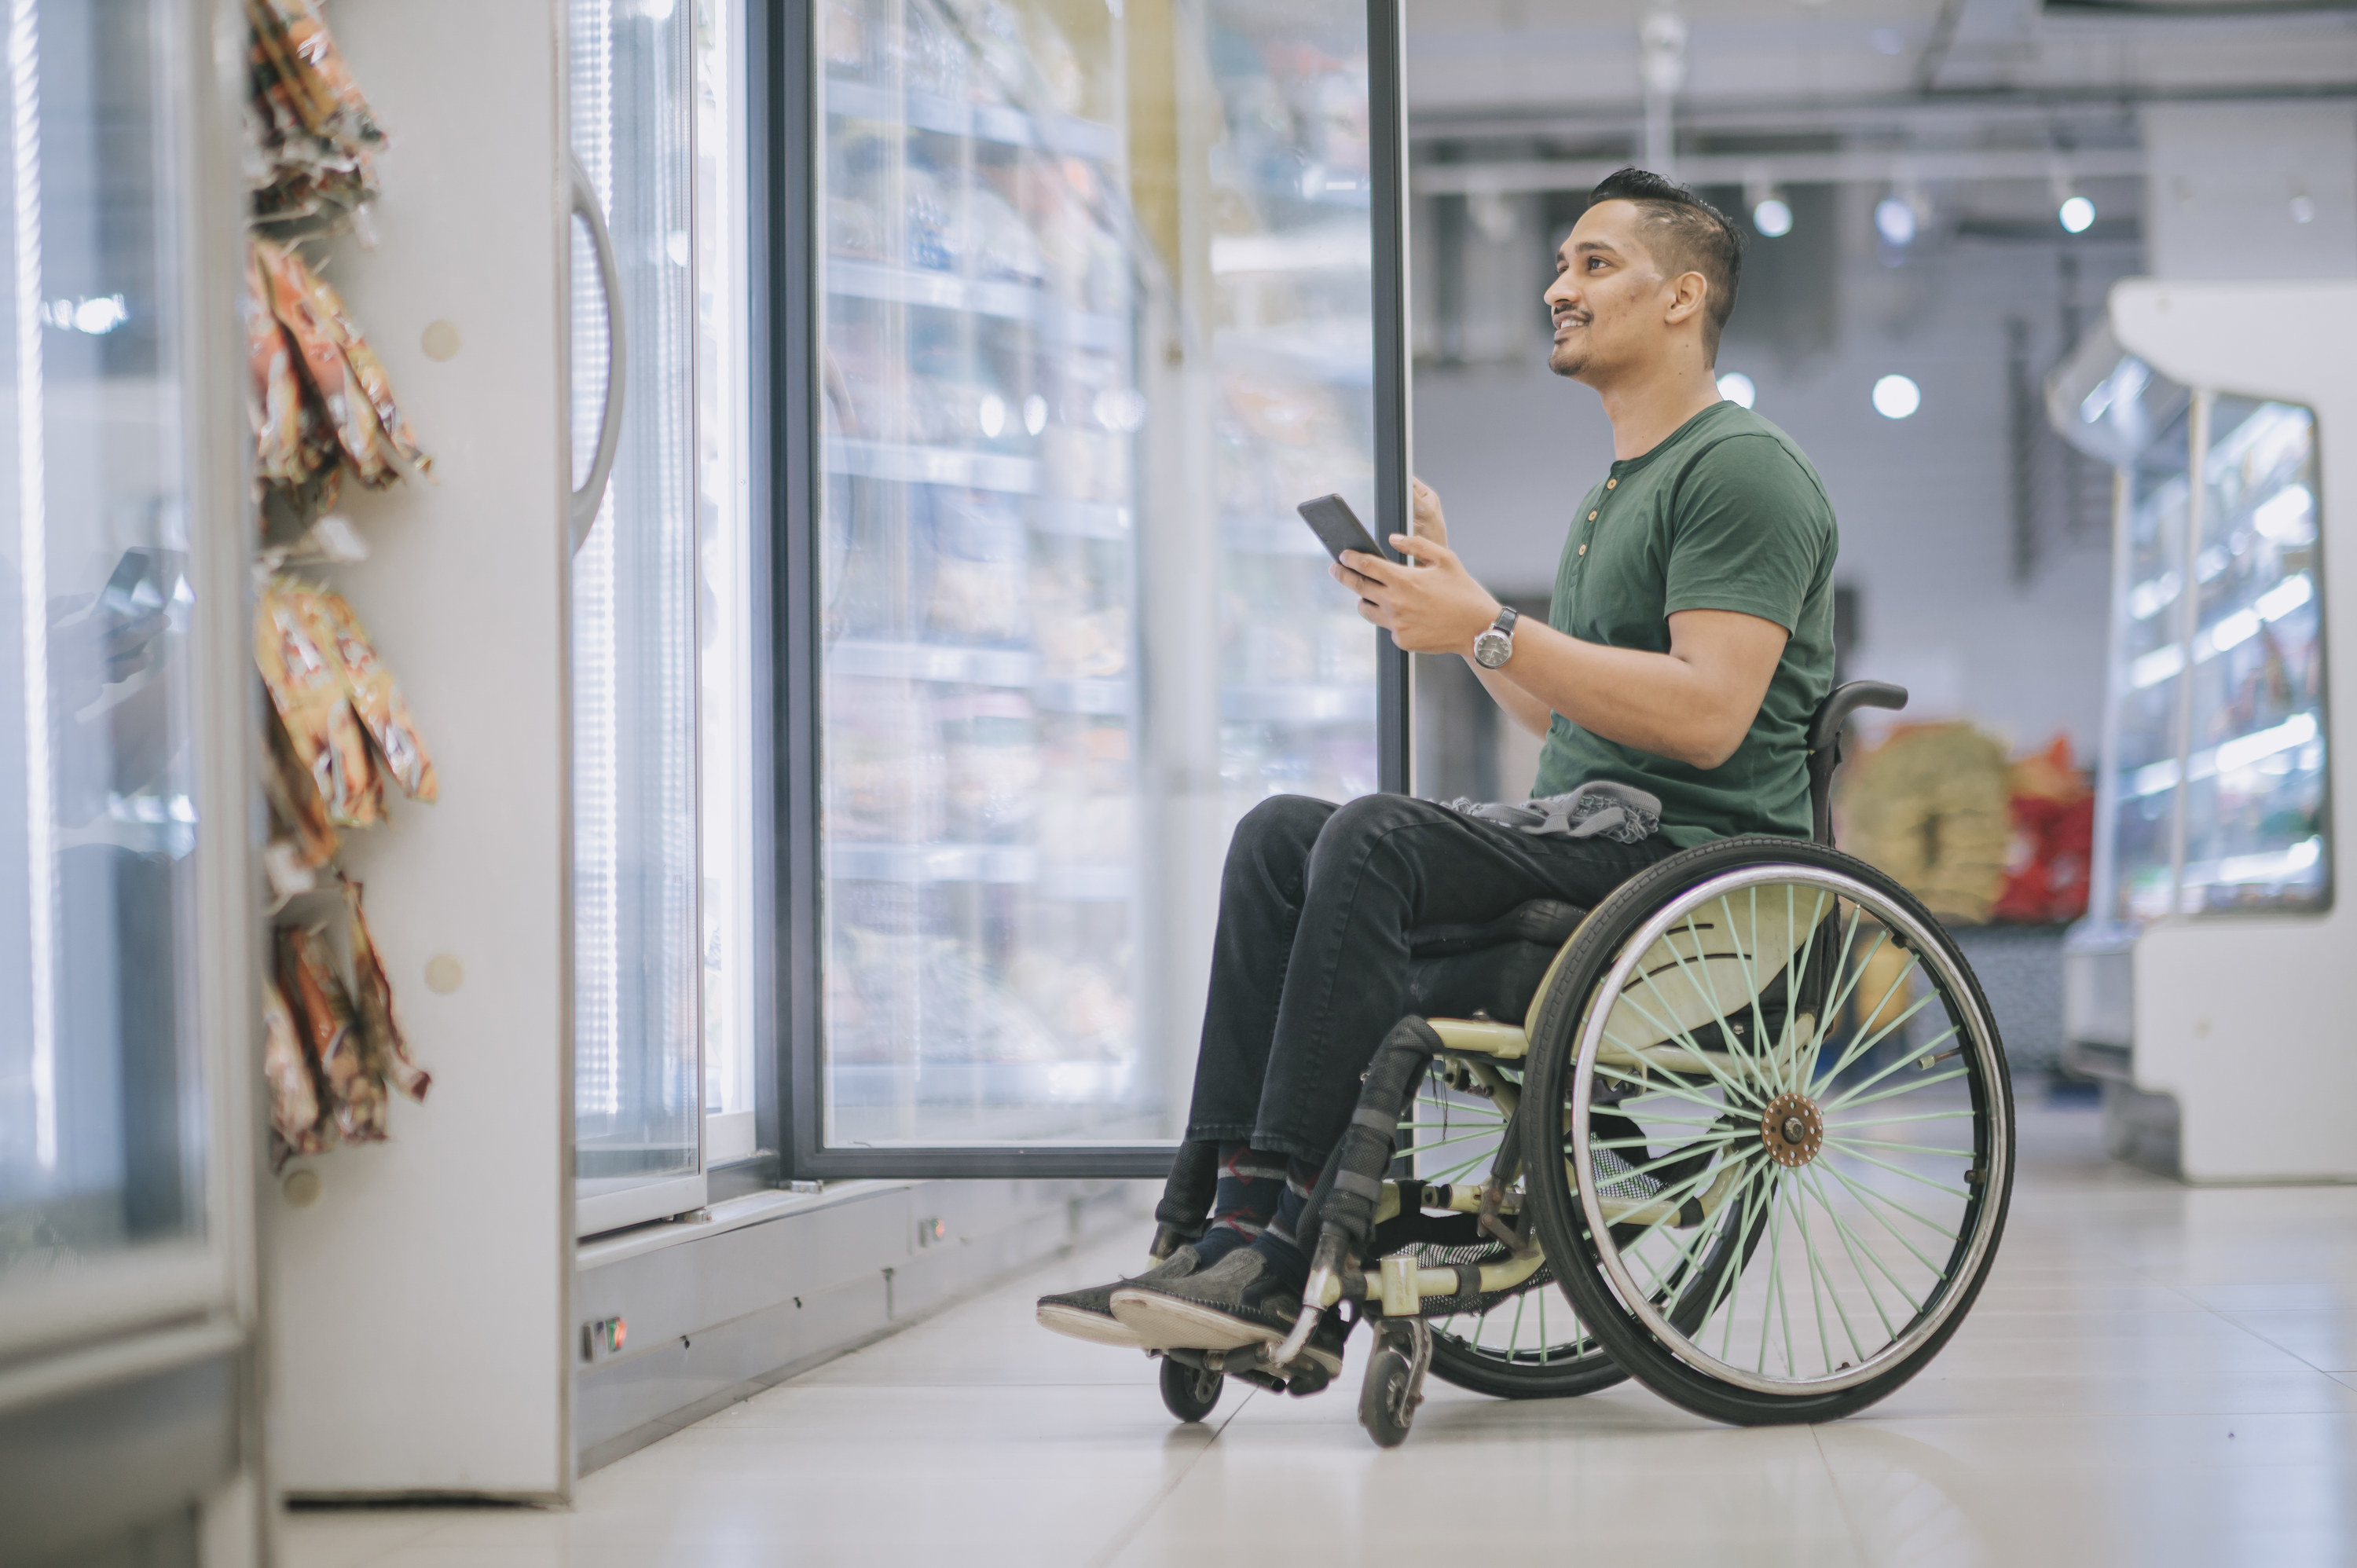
{"left": 262, "top": 2, "right": 577, "bottom": 1499}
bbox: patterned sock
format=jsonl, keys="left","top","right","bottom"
{"left": 1247, "top": 1155, "right": 1325, "bottom": 1287}
{"left": 1190, "top": 1142, "right": 1288, "bottom": 1266}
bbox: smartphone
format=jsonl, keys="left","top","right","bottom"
{"left": 99, "top": 547, "right": 185, "bottom": 630}
{"left": 1296, "top": 493, "right": 1384, "bottom": 566}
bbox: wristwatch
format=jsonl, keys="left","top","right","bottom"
{"left": 1472, "top": 606, "right": 1519, "bottom": 669}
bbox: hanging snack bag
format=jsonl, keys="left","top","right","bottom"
{"left": 279, "top": 923, "right": 388, "bottom": 1144}
{"left": 263, "top": 976, "right": 329, "bottom": 1158}
{"left": 255, "top": 577, "right": 382, "bottom": 827}
{"left": 294, "top": 258, "right": 432, "bottom": 484}
{"left": 346, "top": 881, "right": 431, "bottom": 1103}
{"left": 304, "top": 588, "right": 438, "bottom": 801}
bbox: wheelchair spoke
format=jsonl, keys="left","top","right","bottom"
{"left": 1828, "top": 1067, "right": 1968, "bottom": 1112}
{"left": 1802, "top": 1164, "right": 1919, "bottom": 1334}
{"left": 1791, "top": 1171, "right": 1867, "bottom": 1372}
{"left": 1821, "top": 1019, "right": 1960, "bottom": 1110}
{"left": 1588, "top": 1130, "right": 1747, "bottom": 1151}
{"left": 1594, "top": 1062, "right": 1729, "bottom": 1116}
{"left": 1827, "top": 1138, "right": 1974, "bottom": 1159}
{"left": 1815, "top": 969, "right": 1937, "bottom": 1090}
{"left": 1794, "top": 903, "right": 1871, "bottom": 1088}
{"left": 1821, "top": 1160, "right": 1961, "bottom": 1258}
{"left": 1616, "top": 980, "right": 1765, "bottom": 1109}
{"left": 1670, "top": 909, "right": 1768, "bottom": 1088}
{"left": 1762, "top": 1174, "right": 1796, "bottom": 1377}
{"left": 1710, "top": 1160, "right": 1775, "bottom": 1360}
{"left": 1821, "top": 1139, "right": 1973, "bottom": 1201}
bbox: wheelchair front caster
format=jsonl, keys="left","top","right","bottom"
{"left": 1159, "top": 1354, "right": 1224, "bottom": 1423}
{"left": 1358, "top": 1318, "right": 1432, "bottom": 1449}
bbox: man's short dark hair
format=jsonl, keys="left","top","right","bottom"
{"left": 1585, "top": 167, "right": 1742, "bottom": 362}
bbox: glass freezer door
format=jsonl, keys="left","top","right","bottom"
{"left": 793, "top": 0, "right": 1409, "bottom": 1173}
{"left": 569, "top": 0, "right": 707, "bottom": 1233}
{"left": 0, "top": 0, "right": 241, "bottom": 1366}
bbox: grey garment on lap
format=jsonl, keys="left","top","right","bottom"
{"left": 1439, "top": 779, "right": 1662, "bottom": 845}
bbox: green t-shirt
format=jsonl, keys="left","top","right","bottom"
{"left": 1527, "top": 400, "right": 1838, "bottom": 848}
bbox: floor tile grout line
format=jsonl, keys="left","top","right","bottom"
{"left": 1084, "top": 1385, "right": 1259, "bottom": 1568}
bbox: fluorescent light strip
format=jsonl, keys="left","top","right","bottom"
{"left": 11, "top": 0, "right": 51, "bottom": 1172}
{"left": 2128, "top": 573, "right": 2314, "bottom": 691}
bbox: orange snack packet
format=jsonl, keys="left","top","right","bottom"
{"left": 255, "top": 577, "right": 381, "bottom": 826}
{"left": 279, "top": 923, "right": 387, "bottom": 1145}
{"left": 304, "top": 588, "right": 437, "bottom": 801}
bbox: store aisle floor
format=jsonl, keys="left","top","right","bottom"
{"left": 284, "top": 1097, "right": 2357, "bottom": 1568}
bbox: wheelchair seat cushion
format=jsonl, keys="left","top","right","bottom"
{"left": 1402, "top": 899, "right": 1586, "bottom": 1024}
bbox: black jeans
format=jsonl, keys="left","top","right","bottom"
{"left": 1182, "top": 793, "right": 1681, "bottom": 1163}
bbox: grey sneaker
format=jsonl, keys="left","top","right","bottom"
{"left": 1109, "top": 1248, "right": 1341, "bottom": 1378}
{"left": 1036, "top": 1244, "right": 1201, "bottom": 1348}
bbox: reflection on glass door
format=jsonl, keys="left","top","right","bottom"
{"left": 2, "top": 0, "right": 215, "bottom": 1337}
{"left": 2179, "top": 397, "right": 2329, "bottom": 912}
{"left": 809, "top": 0, "right": 1394, "bottom": 1156}
{"left": 570, "top": 0, "right": 703, "bottom": 1232}
{"left": 2111, "top": 376, "right": 2192, "bottom": 921}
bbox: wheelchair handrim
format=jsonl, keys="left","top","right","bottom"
{"left": 1568, "top": 863, "right": 2009, "bottom": 1398}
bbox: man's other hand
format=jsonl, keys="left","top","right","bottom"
{"left": 1410, "top": 476, "right": 1449, "bottom": 547}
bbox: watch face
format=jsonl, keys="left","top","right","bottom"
{"left": 1473, "top": 628, "right": 1510, "bottom": 669}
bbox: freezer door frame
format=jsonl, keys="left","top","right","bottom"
{"left": 765, "top": 0, "right": 1413, "bottom": 1181}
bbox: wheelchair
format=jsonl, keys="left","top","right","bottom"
{"left": 1143, "top": 681, "right": 2016, "bottom": 1445}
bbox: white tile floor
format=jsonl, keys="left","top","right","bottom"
{"left": 284, "top": 1097, "right": 2357, "bottom": 1568}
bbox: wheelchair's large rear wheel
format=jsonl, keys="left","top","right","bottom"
{"left": 1523, "top": 837, "right": 2015, "bottom": 1426}
{"left": 1395, "top": 1072, "right": 1626, "bottom": 1399}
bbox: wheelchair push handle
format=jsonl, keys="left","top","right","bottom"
{"left": 1806, "top": 680, "right": 1906, "bottom": 847}
{"left": 1807, "top": 680, "right": 1908, "bottom": 753}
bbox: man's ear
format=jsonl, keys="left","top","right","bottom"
{"left": 1665, "top": 270, "right": 1708, "bottom": 328}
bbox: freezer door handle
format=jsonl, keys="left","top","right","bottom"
{"left": 566, "top": 152, "right": 627, "bottom": 555}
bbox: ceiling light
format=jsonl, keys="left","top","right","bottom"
{"left": 2058, "top": 195, "right": 2095, "bottom": 234}
{"left": 1751, "top": 196, "right": 1793, "bottom": 238}
{"left": 2291, "top": 194, "right": 2318, "bottom": 225}
{"left": 1874, "top": 196, "right": 1918, "bottom": 247}
{"left": 1717, "top": 372, "right": 1756, "bottom": 409}
{"left": 1872, "top": 374, "right": 1920, "bottom": 420}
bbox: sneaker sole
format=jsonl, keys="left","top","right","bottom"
{"left": 1035, "top": 1301, "right": 1144, "bottom": 1350}
{"left": 1107, "top": 1289, "right": 1343, "bottom": 1376}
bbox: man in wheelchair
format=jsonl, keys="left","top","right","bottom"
{"left": 1041, "top": 168, "right": 1842, "bottom": 1386}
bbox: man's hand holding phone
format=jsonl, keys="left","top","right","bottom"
{"left": 1321, "top": 478, "right": 1501, "bottom": 658}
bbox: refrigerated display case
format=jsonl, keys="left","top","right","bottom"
{"left": 0, "top": 0, "right": 258, "bottom": 1555}
{"left": 796, "top": 0, "right": 1408, "bottom": 1167}
{"left": 2048, "top": 280, "right": 2352, "bottom": 1182}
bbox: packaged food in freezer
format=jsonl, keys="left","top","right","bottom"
{"left": 346, "top": 881, "right": 431, "bottom": 1103}
{"left": 263, "top": 975, "right": 329, "bottom": 1159}
{"left": 942, "top": 691, "right": 1041, "bottom": 841}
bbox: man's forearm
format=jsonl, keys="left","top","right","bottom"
{"left": 1467, "top": 654, "right": 1553, "bottom": 738}
{"left": 1493, "top": 617, "right": 1771, "bottom": 770}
